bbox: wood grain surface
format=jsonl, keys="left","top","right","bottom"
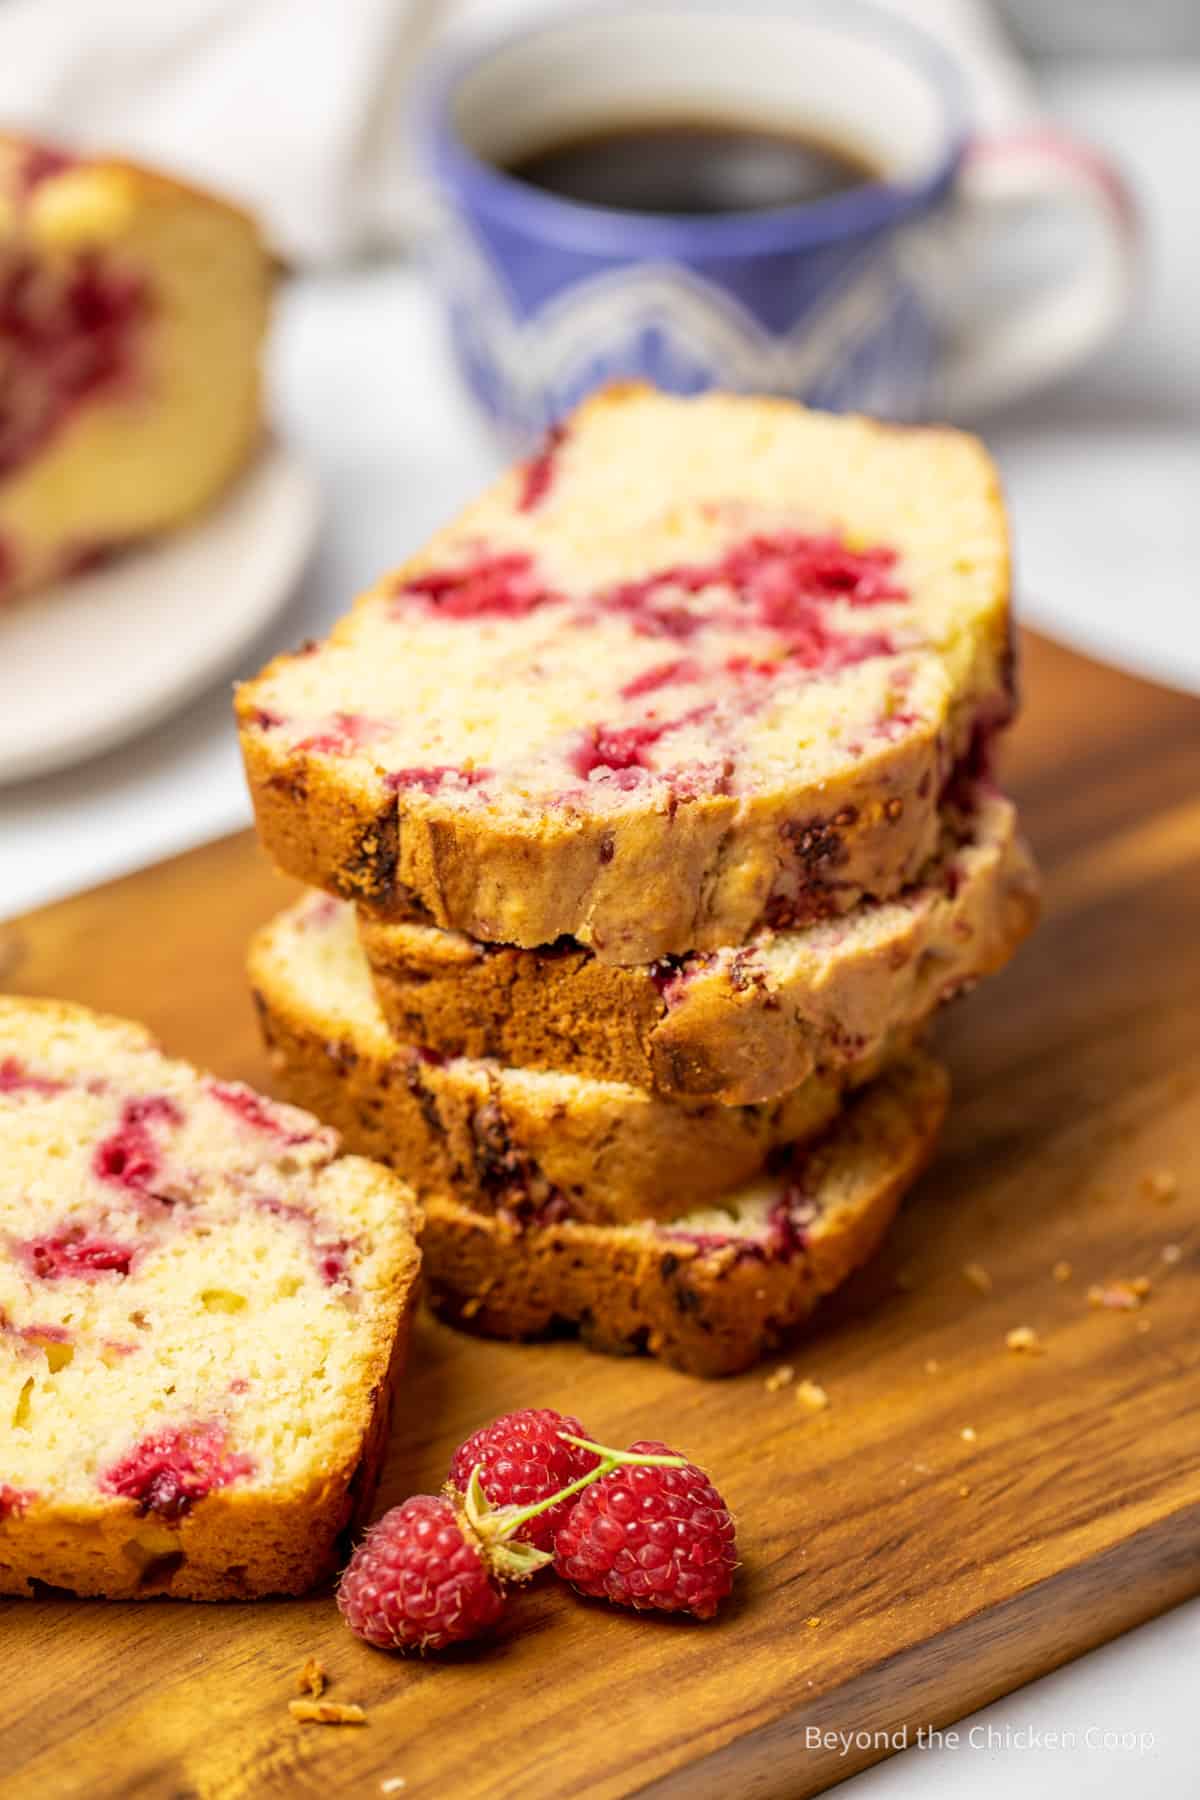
{"left": 2, "top": 631, "right": 1198, "bottom": 1800}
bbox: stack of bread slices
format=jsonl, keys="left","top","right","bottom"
{"left": 239, "top": 385, "right": 1039, "bottom": 1376}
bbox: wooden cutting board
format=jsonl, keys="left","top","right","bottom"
{"left": 3, "top": 632, "right": 1198, "bottom": 1800}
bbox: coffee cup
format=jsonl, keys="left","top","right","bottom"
{"left": 415, "top": 0, "right": 1136, "bottom": 441}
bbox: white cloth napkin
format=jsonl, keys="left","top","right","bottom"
{"left": 0, "top": 0, "right": 1037, "bottom": 266}
{"left": 0, "top": 0, "right": 442, "bottom": 264}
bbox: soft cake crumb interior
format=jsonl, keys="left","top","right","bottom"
{"left": 244, "top": 390, "right": 1008, "bottom": 819}
{"left": 1, "top": 1002, "right": 415, "bottom": 1513}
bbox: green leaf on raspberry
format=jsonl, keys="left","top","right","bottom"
{"left": 456, "top": 1465, "right": 554, "bottom": 1582}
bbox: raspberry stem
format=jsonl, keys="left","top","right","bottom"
{"left": 458, "top": 1436, "right": 688, "bottom": 1577}
{"left": 558, "top": 1435, "right": 688, "bottom": 1470}
{"left": 495, "top": 1437, "right": 686, "bottom": 1534}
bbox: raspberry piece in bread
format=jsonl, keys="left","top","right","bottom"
{"left": 360, "top": 786, "right": 1038, "bottom": 1105}
{"left": 249, "top": 895, "right": 912, "bottom": 1228}
{"left": 0, "top": 133, "right": 270, "bottom": 606}
{"left": 238, "top": 385, "right": 1013, "bottom": 962}
{"left": 423, "top": 1051, "right": 949, "bottom": 1377}
{"left": 0, "top": 997, "right": 420, "bottom": 1600}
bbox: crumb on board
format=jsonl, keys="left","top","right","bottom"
{"left": 795, "top": 1379, "right": 829, "bottom": 1412}
{"left": 806, "top": 1615, "right": 822, "bottom": 1629}
{"left": 289, "top": 1700, "right": 366, "bottom": 1726}
{"left": 1089, "top": 1278, "right": 1151, "bottom": 1311}
{"left": 381, "top": 1781, "right": 407, "bottom": 1795}
{"left": 1162, "top": 1243, "right": 1183, "bottom": 1266}
{"left": 296, "top": 1657, "right": 326, "bottom": 1698}
{"left": 960, "top": 1426, "right": 977, "bottom": 1443}
{"left": 963, "top": 1262, "right": 993, "bottom": 1294}
{"left": 460, "top": 1295, "right": 484, "bottom": 1319}
{"left": 958, "top": 1485, "right": 971, "bottom": 1498}
{"left": 1052, "top": 1260, "right": 1073, "bottom": 1283}
{"left": 924, "top": 1358, "right": 941, "bottom": 1375}
{"left": 1005, "top": 1325, "right": 1045, "bottom": 1355}
{"left": 765, "top": 1364, "right": 795, "bottom": 1393}
{"left": 1141, "top": 1168, "right": 1178, "bottom": 1203}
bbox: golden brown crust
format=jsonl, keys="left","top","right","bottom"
{"left": 239, "top": 713, "right": 964, "bottom": 963}
{"left": 361, "top": 921, "right": 667, "bottom": 1087}
{"left": 0, "top": 129, "right": 265, "bottom": 238}
{"left": 359, "top": 791, "right": 1039, "bottom": 1103}
{"left": 248, "top": 901, "right": 911, "bottom": 1226}
{"left": 1, "top": 1483, "right": 353, "bottom": 1601}
{"left": 421, "top": 1053, "right": 949, "bottom": 1377}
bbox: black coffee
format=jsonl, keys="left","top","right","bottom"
{"left": 504, "top": 117, "right": 882, "bottom": 216}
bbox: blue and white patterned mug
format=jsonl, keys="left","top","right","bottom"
{"left": 415, "top": 1, "right": 1137, "bottom": 444}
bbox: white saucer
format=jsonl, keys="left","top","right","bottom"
{"left": 0, "top": 441, "right": 320, "bottom": 786}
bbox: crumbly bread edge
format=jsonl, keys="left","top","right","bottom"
{"left": 358, "top": 791, "right": 1039, "bottom": 1102}
{"left": 248, "top": 903, "right": 916, "bottom": 1226}
{"left": 420, "top": 1049, "right": 949, "bottom": 1377}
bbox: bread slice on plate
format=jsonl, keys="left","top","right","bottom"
{"left": 422, "top": 1050, "right": 949, "bottom": 1378}
{"left": 249, "top": 892, "right": 916, "bottom": 1227}
{"left": 360, "top": 786, "right": 1038, "bottom": 1105}
{"left": 238, "top": 384, "right": 1012, "bottom": 962}
{"left": 0, "top": 132, "right": 271, "bottom": 606}
{"left": 0, "top": 996, "right": 420, "bottom": 1600}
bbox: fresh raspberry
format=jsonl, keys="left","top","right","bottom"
{"left": 448, "top": 1408, "right": 600, "bottom": 1551}
{"left": 554, "top": 1440, "right": 736, "bottom": 1619}
{"left": 338, "top": 1494, "right": 507, "bottom": 1652}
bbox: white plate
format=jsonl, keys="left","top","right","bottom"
{"left": 0, "top": 441, "right": 320, "bottom": 786}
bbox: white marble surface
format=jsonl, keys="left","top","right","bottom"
{"left": 0, "top": 62, "right": 1197, "bottom": 1798}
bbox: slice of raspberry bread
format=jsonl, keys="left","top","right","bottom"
{"left": 423, "top": 1050, "right": 949, "bottom": 1377}
{"left": 0, "top": 132, "right": 270, "bottom": 605}
{"left": 0, "top": 997, "right": 420, "bottom": 1600}
{"left": 360, "top": 786, "right": 1038, "bottom": 1105}
{"left": 249, "top": 894, "right": 913, "bottom": 1228}
{"left": 238, "top": 385, "right": 1012, "bottom": 962}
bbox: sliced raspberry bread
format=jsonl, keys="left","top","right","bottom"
{"left": 0, "top": 133, "right": 270, "bottom": 605}
{"left": 422, "top": 1050, "right": 949, "bottom": 1377}
{"left": 249, "top": 894, "right": 913, "bottom": 1228}
{"left": 238, "top": 385, "right": 1012, "bottom": 962}
{"left": 360, "top": 786, "right": 1038, "bottom": 1105}
{"left": 0, "top": 997, "right": 420, "bottom": 1600}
